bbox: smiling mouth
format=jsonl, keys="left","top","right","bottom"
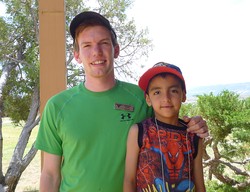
{"left": 160, "top": 106, "right": 173, "bottom": 108}
{"left": 91, "top": 60, "right": 105, "bottom": 65}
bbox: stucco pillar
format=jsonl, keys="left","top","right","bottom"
{"left": 39, "top": 0, "right": 66, "bottom": 169}
{"left": 39, "top": 0, "right": 66, "bottom": 113}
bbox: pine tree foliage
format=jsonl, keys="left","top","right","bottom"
{"left": 181, "top": 90, "right": 250, "bottom": 191}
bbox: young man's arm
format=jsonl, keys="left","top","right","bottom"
{"left": 40, "top": 152, "right": 62, "bottom": 192}
{"left": 193, "top": 138, "right": 206, "bottom": 191}
{"left": 123, "top": 124, "right": 140, "bottom": 192}
{"left": 184, "top": 116, "right": 209, "bottom": 138}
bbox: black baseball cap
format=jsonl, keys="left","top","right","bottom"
{"left": 69, "top": 11, "right": 117, "bottom": 40}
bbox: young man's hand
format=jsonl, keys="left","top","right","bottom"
{"left": 183, "top": 116, "right": 209, "bottom": 138}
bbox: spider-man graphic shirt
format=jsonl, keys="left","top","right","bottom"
{"left": 136, "top": 118, "right": 199, "bottom": 192}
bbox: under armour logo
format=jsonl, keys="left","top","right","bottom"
{"left": 121, "top": 113, "right": 132, "bottom": 121}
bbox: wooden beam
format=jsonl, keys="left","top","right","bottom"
{"left": 39, "top": 0, "right": 66, "bottom": 169}
{"left": 39, "top": 0, "right": 66, "bottom": 113}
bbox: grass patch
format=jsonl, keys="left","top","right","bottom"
{"left": 2, "top": 117, "right": 40, "bottom": 192}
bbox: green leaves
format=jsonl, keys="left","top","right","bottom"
{"left": 181, "top": 90, "right": 250, "bottom": 190}
{"left": 197, "top": 90, "right": 247, "bottom": 141}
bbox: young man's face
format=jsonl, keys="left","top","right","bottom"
{"left": 146, "top": 74, "right": 186, "bottom": 124}
{"left": 74, "top": 25, "right": 120, "bottom": 79}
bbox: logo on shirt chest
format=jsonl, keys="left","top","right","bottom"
{"left": 114, "top": 103, "right": 134, "bottom": 122}
{"left": 114, "top": 103, "right": 134, "bottom": 112}
{"left": 120, "top": 113, "right": 132, "bottom": 121}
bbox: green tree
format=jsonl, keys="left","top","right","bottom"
{"left": 179, "top": 102, "right": 198, "bottom": 118}
{"left": 197, "top": 90, "right": 250, "bottom": 191}
{"left": 0, "top": 0, "right": 152, "bottom": 191}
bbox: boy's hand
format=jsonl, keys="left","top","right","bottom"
{"left": 183, "top": 116, "right": 209, "bottom": 138}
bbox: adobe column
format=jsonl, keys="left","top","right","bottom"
{"left": 39, "top": 0, "right": 66, "bottom": 168}
{"left": 39, "top": 0, "right": 66, "bottom": 113}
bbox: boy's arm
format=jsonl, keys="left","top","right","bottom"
{"left": 123, "top": 124, "right": 140, "bottom": 192}
{"left": 193, "top": 138, "right": 206, "bottom": 192}
{"left": 40, "top": 152, "right": 62, "bottom": 192}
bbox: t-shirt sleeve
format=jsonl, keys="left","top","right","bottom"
{"left": 35, "top": 99, "right": 63, "bottom": 156}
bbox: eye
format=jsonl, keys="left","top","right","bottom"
{"left": 81, "top": 44, "right": 90, "bottom": 48}
{"left": 168, "top": 152, "right": 173, "bottom": 158}
{"left": 153, "top": 90, "right": 160, "bottom": 95}
{"left": 171, "top": 88, "right": 179, "bottom": 94}
{"left": 101, "top": 40, "right": 111, "bottom": 45}
{"left": 173, "top": 89, "right": 178, "bottom": 93}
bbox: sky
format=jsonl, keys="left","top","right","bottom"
{"left": 1, "top": 0, "right": 250, "bottom": 89}
{"left": 127, "top": 0, "right": 250, "bottom": 88}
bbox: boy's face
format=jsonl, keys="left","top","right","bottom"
{"left": 146, "top": 74, "right": 186, "bottom": 124}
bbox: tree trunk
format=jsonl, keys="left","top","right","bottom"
{"left": 0, "top": 63, "right": 17, "bottom": 189}
{"left": 4, "top": 86, "right": 40, "bottom": 192}
{"left": 0, "top": 116, "right": 4, "bottom": 186}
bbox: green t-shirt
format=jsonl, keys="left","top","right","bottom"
{"left": 35, "top": 80, "right": 152, "bottom": 191}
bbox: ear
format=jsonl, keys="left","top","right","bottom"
{"left": 74, "top": 51, "right": 82, "bottom": 64}
{"left": 114, "top": 44, "right": 120, "bottom": 58}
{"left": 145, "top": 94, "right": 152, "bottom": 107}
{"left": 182, "top": 92, "right": 186, "bottom": 102}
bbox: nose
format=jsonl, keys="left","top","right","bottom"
{"left": 93, "top": 44, "right": 102, "bottom": 56}
{"left": 163, "top": 91, "right": 171, "bottom": 102}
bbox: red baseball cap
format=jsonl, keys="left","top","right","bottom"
{"left": 138, "top": 62, "right": 186, "bottom": 93}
